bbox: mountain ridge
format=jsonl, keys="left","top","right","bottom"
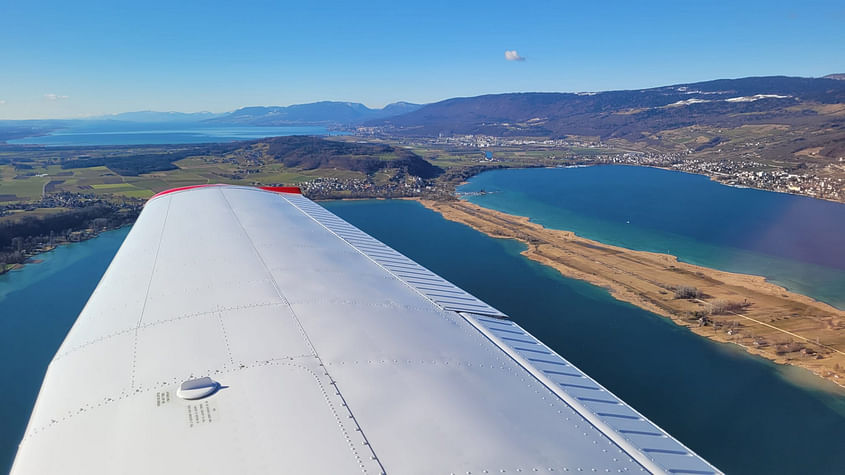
{"left": 4, "top": 75, "right": 844, "bottom": 136}
{"left": 369, "top": 76, "right": 845, "bottom": 139}
{"left": 213, "top": 101, "right": 422, "bottom": 126}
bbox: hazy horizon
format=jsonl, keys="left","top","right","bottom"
{"left": 3, "top": 72, "right": 844, "bottom": 122}
{"left": 2, "top": 0, "right": 844, "bottom": 120}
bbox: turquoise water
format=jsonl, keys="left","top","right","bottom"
{"left": 6, "top": 124, "right": 335, "bottom": 146}
{"left": 0, "top": 228, "right": 130, "bottom": 473}
{"left": 2, "top": 200, "right": 845, "bottom": 474}
{"left": 460, "top": 166, "right": 845, "bottom": 309}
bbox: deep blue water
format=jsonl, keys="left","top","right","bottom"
{"left": 325, "top": 200, "right": 845, "bottom": 475}
{"left": 2, "top": 200, "right": 845, "bottom": 474}
{"left": 460, "top": 166, "right": 845, "bottom": 309}
{"left": 6, "top": 123, "right": 336, "bottom": 146}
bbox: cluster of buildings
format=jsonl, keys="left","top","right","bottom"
{"left": 718, "top": 168, "right": 844, "bottom": 201}
{"left": 0, "top": 191, "right": 127, "bottom": 218}
{"left": 390, "top": 134, "right": 604, "bottom": 150}
{"left": 271, "top": 175, "right": 439, "bottom": 200}
{"left": 593, "top": 152, "right": 843, "bottom": 202}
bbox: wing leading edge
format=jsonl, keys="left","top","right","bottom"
{"left": 12, "top": 185, "right": 720, "bottom": 474}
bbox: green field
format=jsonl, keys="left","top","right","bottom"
{"left": 0, "top": 167, "right": 49, "bottom": 200}
{"left": 0, "top": 142, "right": 366, "bottom": 206}
{"left": 90, "top": 183, "right": 133, "bottom": 190}
{"left": 0, "top": 135, "right": 624, "bottom": 215}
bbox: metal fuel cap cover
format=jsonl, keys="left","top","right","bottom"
{"left": 176, "top": 377, "right": 220, "bottom": 400}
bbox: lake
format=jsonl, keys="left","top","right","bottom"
{"left": 6, "top": 123, "right": 338, "bottom": 146}
{"left": 0, "top": 227, "right": 130, "bottom": 473}
{"left": 2, "top": 195, "right": 844, "bottom": 474}
{"left": 460, "top": 165, "right": 845, "bottom": 309}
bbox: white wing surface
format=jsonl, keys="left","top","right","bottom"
{"left": 12, "top": 185, "right": 720, "bottom": 475}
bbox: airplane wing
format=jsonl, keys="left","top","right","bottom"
{"left": 12, "top": 184, "right": 720, "bottom": 474}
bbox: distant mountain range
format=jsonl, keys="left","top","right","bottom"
{"left": 369, "top": 76, "right": 845, "bottom": 140}
{"left": 214, "top": 101, "right": 422, "bottom": 126}
{"left": 93, "top": 111, "right": 223, "bottom": 122}
{"left": 90, "top": 101, "right": 422, "bottom": 127}
{"left": 0, "top": 101, "right": 424, "bottom": 141}
{"left": 3, "top": 75, "right": 844, "bottom": 141}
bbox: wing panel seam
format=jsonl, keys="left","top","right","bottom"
{"left": 129, "top": 196, "right": 172, "bottom": 390}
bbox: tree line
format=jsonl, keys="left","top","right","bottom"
{"left": 0, "top": 205, "right": 140, "bottom": 272}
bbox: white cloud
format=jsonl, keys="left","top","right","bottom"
{"left": 0, "top": 100, "right": 5, "bottom": 105}
{"left": 505, "top": 50, "right": 525, "bottom": 61}
{"left": 44, "top": 93, "right": 69, "bottom": 101}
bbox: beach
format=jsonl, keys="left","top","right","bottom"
{"left": 417, "top": 198, "right": 845, "bottom": 387}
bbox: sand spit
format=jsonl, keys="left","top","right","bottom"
{"left": 417, "top": 198, "right": 845, "bottom": 388}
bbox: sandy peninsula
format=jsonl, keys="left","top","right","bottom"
{"left": 416, "top": 198, "right": 845, "bottom": 387}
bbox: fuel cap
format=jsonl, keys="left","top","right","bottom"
{"left": 176, "top": 377, "right": 220, "bottom": 400}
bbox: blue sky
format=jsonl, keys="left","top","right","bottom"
{"left": 1, "top": 0, "right": 843, "bottom": 119}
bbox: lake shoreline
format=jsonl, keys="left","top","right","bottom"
{"left": 484, "top": 163, "right": 845, "bottom": 205}
{"left": 616, "top": 163, "right": 845, "bottom": 205}
{"left": 0, "top": 224, "right": 133, "bottom": 276}
{"left": 415, "top": 198, "right": 845, "bottom": 389}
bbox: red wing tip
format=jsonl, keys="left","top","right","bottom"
{"left": 258, "top": 186, "right": 303, "bottom": 194}
{"left": 149, "top": 184, "right": 302, "bottom": 201}
{"left": 149, "top": 184, "right": 226, "bottom": 200}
